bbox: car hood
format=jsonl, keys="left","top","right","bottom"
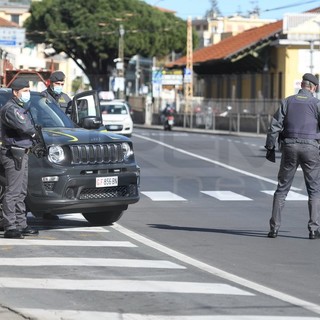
{"left": 42, "top": 127, "right": 128, "bottom": 145}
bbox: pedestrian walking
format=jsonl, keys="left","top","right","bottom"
{"left": 265, "top": 73, "right": 320, "bottom": 239}
{"left": 42, "top": 70, "right": 71, "bottom": 113}
{"left": 0, "top": 77, "right": 39, "bottom": 238}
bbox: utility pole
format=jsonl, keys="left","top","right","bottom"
{"left": 117, "top": 24, "right": 125, "bottom": 99}
{"left": 184, "top": 16, "right": 193, "bottom": 127}
{"left": 135, "top": 54, "right": 140, "bottom": 96}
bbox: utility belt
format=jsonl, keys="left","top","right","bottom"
{"left": 282, "top": 138, "right": 320, "bottom": 147}
{"left": 5, "top": 145, "right": 30, "bottom": 154}
{"left": 4, "top": 145, "right": 30, "bottom": 171}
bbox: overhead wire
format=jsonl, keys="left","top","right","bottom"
{"left": 263, "top": 0, "right": 319, "bottom": 12}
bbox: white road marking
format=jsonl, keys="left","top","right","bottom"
{"left": 51, "top": 227, "right": 109, "bottom": 232}
{"left": 141, "top": 191, "right": 187, "bottom": 201}
{"left": 113, "top": 224, "right": 320, "bottom": 315}
{"left": 201, "top": 191, "right": 252, "bottom": 201}
{"left": 0, "top": 239, "right": 136, "bottom": 247}
{"left": 16, "top": 310, "right": 320, "bottom": 320}
{"left": 0, "top": 278, "right": 253, "bottom": 295}
{"left": 0, "top": 258, "right": 185, "bottom": 269}
{"left": 133, "top": 133, "right": 301, "bottom": 191}
{"left": 261, "top": 190, "right": 308, "bottom": 200}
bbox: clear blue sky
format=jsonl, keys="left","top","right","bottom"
{"left": 143, "top": 0, "right": 320, "bottom": 20}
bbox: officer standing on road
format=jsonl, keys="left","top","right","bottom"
{"left": 265, "top": 73, "right": 320, "bottom": 240}
{"left": 41, "top": 70, "right": 71, "bottom": 220}
{"left": 0, "top": 78, "right": 39, "bottom": 238}
{"left": 42, "top": 70, "right": 71, "bottom": 113}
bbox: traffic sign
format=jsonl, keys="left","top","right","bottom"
{"left": 0, "top": 27, "right": 25, "bottom": 48}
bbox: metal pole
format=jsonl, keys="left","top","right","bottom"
{"left": 135, "top": 55, "right": 140, "bottom": 96}
{"left": 309, "top": 40, "right": 314, "bottom": 74}
{"left": 116, "top": 24, "right": 125, "bottom": 99}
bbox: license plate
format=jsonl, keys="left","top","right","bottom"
{"left": 96, "top": 176, "right": 118, "bottom": 187}
{"left": 109, "top": 125, "right": 119, "bottom": 130}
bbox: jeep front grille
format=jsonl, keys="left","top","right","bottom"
{"left": 79, "top": 184, "right": 138, "bottom": 200}
{"left": 70, "top": 144, "right": 124, "bottom": 165}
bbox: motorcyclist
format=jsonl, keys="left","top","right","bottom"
{"left": 161, "top": 103, "right": 174, "bottom": 123}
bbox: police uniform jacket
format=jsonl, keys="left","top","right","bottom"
{"left": 0, "top": 97, "right": 36, "bottom": 148}
{"left": 266, "top": 88, "right": 320, "bottom": 149}
{"left": 42, "top": 87, "right": 71, "bottom": 113}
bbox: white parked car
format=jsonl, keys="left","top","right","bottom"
{"left": 100, "top": 100, "right": 133, "bottom": 137}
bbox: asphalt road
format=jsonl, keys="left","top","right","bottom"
{"left": 121, "top": 128, "right": 320, "bottom": 314}
{"left": 0, "top": 127, "right": 319, "bottom": 319}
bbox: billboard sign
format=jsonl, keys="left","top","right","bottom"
{"left": 0, "top": 27, "right": 25, "bottom": 48}
{"left": 161, "top": 69, "right": 183, "bottom": 86}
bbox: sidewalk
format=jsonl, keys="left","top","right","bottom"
{"left": 0, "top": 307, "right": 26, "bottom": 320}
{"left": 134, "top": 123, "right": 265, "bottom": 138}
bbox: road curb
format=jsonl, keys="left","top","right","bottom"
{"left": 133, "top": 123, "right": 265, "bottom": 138}
{"left": 0, "top": 307, "right": 26, "bottom": 320}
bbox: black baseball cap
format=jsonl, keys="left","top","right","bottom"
{"left": 49, "top": 71, "right": 65, "bottom": 82}
{"left": 10, "top": 78, "right": 30, "bottom": 90}
{"left": 302, "top": 73, "right": 319, "bottom": 86}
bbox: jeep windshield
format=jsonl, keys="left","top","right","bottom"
{"left": 0, "top": 90, "right": 75, "bottom": 128}
{"left": 28, "top": 92, "right": 75, "bottom": 128}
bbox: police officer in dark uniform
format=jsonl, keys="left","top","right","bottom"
{"left": 42, "top": 70, "right": 71, "bottom": 113}
{"left": 0, "top": 77, "right": 39, "bottom": 238}
{"left": 265, "top": 73, "right": 320, "bottom": 239}
{"left": 42, "top": 70, "right": 72, "bottom": 220}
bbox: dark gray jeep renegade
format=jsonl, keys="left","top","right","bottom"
{"left": 0, "top": 89, "right": 140, "bottom": 225}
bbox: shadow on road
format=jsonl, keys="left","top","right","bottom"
{"left": 146, "top": 224, "right": 303, "bottom": 239}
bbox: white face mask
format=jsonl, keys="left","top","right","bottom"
{"left": 19, "top": 91, "right": 30, "bottom": 103}
{"left": 53, "top": 85, "right": 63, "bottom": 95}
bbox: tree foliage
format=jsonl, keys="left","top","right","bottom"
{"left": 24, "top": 0, "right": 193, "bottom": 89}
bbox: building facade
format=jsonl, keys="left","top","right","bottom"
{"left": 168, "top": 9, "right": 320, "bottom": 105}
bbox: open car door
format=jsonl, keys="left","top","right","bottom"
{"left": 70, "top": 90, "right": 102, "bottom": 129}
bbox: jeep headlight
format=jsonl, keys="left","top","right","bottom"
{"left": 122, "top": 142, "right": 133, "bottom": 161}
{"left": 48, "top": 145, "right": 65, "bottom": 164}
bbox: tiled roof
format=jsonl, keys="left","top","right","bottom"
{"left": 168, "top": 6, "right": 320, "bottom": 68}
{"left": 0, "top": 17, "right": 19, "bottom": 28}
{"left": 168, "top": 20, "right": 282, "bottom": 67}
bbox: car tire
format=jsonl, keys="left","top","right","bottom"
{"left": 82, "top": 210, "right": 124, "bottom": 226}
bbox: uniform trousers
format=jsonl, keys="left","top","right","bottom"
{"left": 270, "top": 142, "right": 320, "bottom": 232}
{"left": 0, "top": 148, "right": 28, "bottom": 231}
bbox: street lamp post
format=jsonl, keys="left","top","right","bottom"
{"left": 116, "top": 24, "right": 125, "bottom": 99}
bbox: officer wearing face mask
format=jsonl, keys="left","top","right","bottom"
{"left": 42, "top": 70, "right": 71, "bottom": 113}
{"left": 0, "top": 77, "right": 39, "bottom": 238}
{"left": 41, "top": 70, "right": 72, "bottom": 221}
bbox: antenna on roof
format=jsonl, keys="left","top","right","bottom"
{"left": 249, "top": 0, "right": 260, "bottom": 18}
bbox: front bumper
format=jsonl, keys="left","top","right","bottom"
{"left": 26, "top": 164, "right": 140, "bottom": 215}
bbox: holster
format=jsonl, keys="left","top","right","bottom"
{"left": 9, "top": 146, "right": 26, "bottom": 171}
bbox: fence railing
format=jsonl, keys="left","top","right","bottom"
{"left": 130, "top": 97, "right": 280, "bottom": 135}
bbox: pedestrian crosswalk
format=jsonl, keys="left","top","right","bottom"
{"left": 141, "top": 191, "right": 187, "bottom": 201}
{"left": 0, "top": 215, "right": 318, "bottom": 319}
{"left": 0, "top": 278, "right": 253, "bottom": 294}
{"left": 201, "top": 191, "right": 253, "bottom": 201}
{"left": 141, "top": 190, "right": 307, "bottom": 201}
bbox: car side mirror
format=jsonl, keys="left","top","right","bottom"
{"left": 80, "top": 116, "right": 102, "bottom": 129}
